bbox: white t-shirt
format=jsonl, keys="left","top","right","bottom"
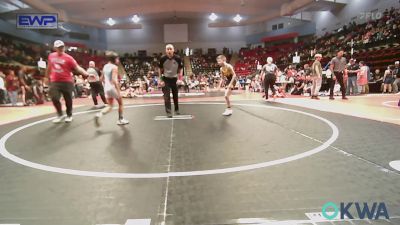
{"left": 0, "top": 77, "right": 5, "bottom": 90}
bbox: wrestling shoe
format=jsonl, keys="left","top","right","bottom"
{"left": 117, "top": 118, "right": 129, "bottom": 125}
{"left": 65, "top": 116, "right": 73, "bottom": 123}
{"left": 222, "top": 108, "right": 233, "bottom": 116}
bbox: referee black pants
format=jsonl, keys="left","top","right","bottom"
{"left": 89, "top": 81, "right": 107, "bottom": 105}
{"left": 162, "top": 77, "right": 179, "bottom": 113}
{"left": 264, "top": 74, "right": 276, "bottom": 99}
{"left": 332, "top": 72, "right": 346, "bottom": 98}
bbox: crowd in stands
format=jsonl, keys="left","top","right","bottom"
{"left": 190, "top": 54, "right": 220, "bottom": 75}
{"left": 276, "top": 6, "right": 400, "bottom": 70}
{"left": 0, "top": 33, "right": 110, "bottom": 106}
{"left": 0, "top": 67, "right": 45, "bottom": 106}
{"left": 233, "top": 6, "right": 400, "bottom": 96}
{"left": 0, "top": 35, "right": 44, "bottom": 66}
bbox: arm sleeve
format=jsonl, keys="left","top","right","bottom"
{"left": 159, "top": 57, "right": 165, "bottom": 69}
{"left": 330, "top": 58, "right": 334, "bottom": 66}
{"left": 159, "top": 57, "right": 165, "bottom": 75}
{"left": 177, "top": 57, "right": 184, "bottom": 70}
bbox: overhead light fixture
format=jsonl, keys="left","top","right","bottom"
{"left": 132, "top": 14, "right": 140, "bottom": 23}
{"left": 209, "top": 13, "right": 217, "bottom": 21}
{"left": 106, "top": 17, "right": 115, "bottom": 26}
{"left": 233, "top": 14, "right": 242, "bottom": 23}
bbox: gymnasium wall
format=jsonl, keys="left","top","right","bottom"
{"left": 106, "top": 18, "right": 247, "bottom": 55}
{"left": 245, "top": 22, "right": 316, "bottom": 45}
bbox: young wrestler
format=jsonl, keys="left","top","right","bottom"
{"left": 95, "top": 51, "right": 129, "bottom": 126}
{"left": 217, "top": 55, "right": 237, "bottom": 116}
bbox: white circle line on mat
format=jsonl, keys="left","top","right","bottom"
{"left": 382, "top": 100, "right": 398, "bottom": 108}
{"left": 0, "top": 103, "right": 339, "bottom": 178}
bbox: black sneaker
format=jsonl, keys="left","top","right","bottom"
{"left": 167, "top": 113, "right": 173, "bottom": 118}
{"left": 174, "top": 111, "right": 181, "bottom": 115}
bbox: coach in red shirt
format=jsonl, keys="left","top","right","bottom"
{"left": 46, "top": 40, "right": 89, "bottom": 123}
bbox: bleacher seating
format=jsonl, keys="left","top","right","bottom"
{"left": 236, "top": 6, "right": 400, "bottom": 74}
{"left": 236, "top": 43, "right": 304, "bottom": 76}
{"left": 190, "top": 55, "right": 220, "bottom": 75}
{"left": 120, "top": 56, "right": 158, "bottom": 81}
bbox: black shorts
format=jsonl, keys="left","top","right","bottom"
{"left": 225, "top": 77, "right": 236, "bottom": 89}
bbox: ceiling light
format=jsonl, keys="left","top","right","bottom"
{"left": 233, "top": 14, "right": 242, "bottom": 23}
{"left": 106, "top": 17, "right": 115, "bottom": 26}
{"left": 209, "top": 13, "right": 217, "bottom": 21}
{"left": 132, "top": 14, "right": 140, "bottom": 23}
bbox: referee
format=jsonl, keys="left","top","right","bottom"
{"left": 87, "top": 61, "right": 107, "bottom": 108}
{"left": 329, "top": 49, "right": 348, "bottom": 100}
{"left": 159, "top": 44, "right": 183, "bottom": 118}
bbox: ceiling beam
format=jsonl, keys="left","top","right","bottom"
{"left": 64, "top": 1, "right": 269, "bottom": 20}
{"left": 21, "top": 0, "right": 68, "bottom": 21}
{"left": 209, "top": 0, "right": 314, "bottom": 27}
{"left": 281, "top": 0, "right": 315, "bottom": 16}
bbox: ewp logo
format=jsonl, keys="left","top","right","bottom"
{"left": 17, "top": 14, "right": 58, "bottom": 29}
{"left": 322, "top": 202, "right": 389, "bottom": 220}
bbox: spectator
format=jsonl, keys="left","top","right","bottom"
{"left": 357, "top": 61, "right": 369, "bottom": 94}
{"left": 303, "top": 64, "right": 312, "bottom": 77}
{"left": 18, "top": 66, "right": 34, "bottom": 106}
{"left": 303, "top": 75, "right": 313, "bottom": 96}
{"left": 392, "top": 61, "right": 400, "bottom": 93}
{"left": 346, "top": 59, "right": 359, "bottom": 95}
{"left": 291, "top": 75, "right": 305, "bottom": 95}
{"left": 311, "top": 54, "right": 323, "bottom": 100}
{"left": 32, "top": 78, "right": 45, "bottom": 104}
{"left": 373, "top": 69, "right": 383, "bottom": 82}
{"left": 371, "top": 69, "right": 384, "bottom": 92}
{"left": 6, "top": 70, "right": 19, "bottom": 106}
{"left": 382, "top": 65, "right": 394, "bottom": 93}
{"left": 0, "top": 71, "right": 7, "bottom": 104}
{"left": 74, "top": 75, "right": 86, "bottom": 97}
